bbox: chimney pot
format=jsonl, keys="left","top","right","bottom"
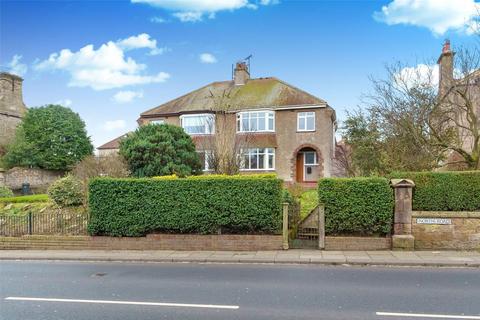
{"left": 442, "top": 39, "right": 451, "bottom": 54}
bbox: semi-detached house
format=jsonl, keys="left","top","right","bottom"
{"left": 98, "top": 62, "right": 337, "bottom": 183}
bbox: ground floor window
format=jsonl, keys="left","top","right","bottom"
{"left": 197, "top": 150, "right": 213, "bottom": 171}
{"left": 240, "top": 148, "right": 275, "bottom": 170}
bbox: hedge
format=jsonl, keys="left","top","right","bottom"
{"left": 389, "top": 171, "right": 480, "bottom": 211}
{"left": 0, "top": 194, "right": 50, "bottom": 203}
{"left": 88, "top": 175, "right": 283, "bottom": 236}
{"left": 318, "top": 177, "right": 394, "bottom": 236}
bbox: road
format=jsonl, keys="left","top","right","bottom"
{"left": 0, "top": 261, "right": 479, "bottom": 320}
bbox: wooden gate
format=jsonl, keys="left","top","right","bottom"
{"left": 289, "top": 205, "right": 325, "bottom": 249}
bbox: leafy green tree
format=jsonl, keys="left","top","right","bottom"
{"left": 3, "top": 105, "right": 93, "bottom": 170}
{"left": 119, "top": 124, "right": 202, "bottom": 177}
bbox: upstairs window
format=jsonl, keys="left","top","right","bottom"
{"left": 181, "top": 114, "right": 214, "bottom": 135}
{"left": 297, "top": 112, "right": 315, "bottom": 131}
{"left": 237, "top": 111, "right": 274, "bottom": 132}
{"left": 151, "top": 119, "right": 165, "bottom": 125}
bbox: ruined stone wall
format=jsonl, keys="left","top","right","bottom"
{"left": 0, "top": 113, "right": 22, "bottom": 148}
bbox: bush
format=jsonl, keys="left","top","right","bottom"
{"left": 119, "top": 124, "right": 202, "bottom": 177}
{"left": 0, "top": 194, "right": 49, "bottom": 203}
{"left": 389, "top": 171, "right": 480, "bottom": 211}
{"left": 48, "top": 175, "right": 84, "bottom": 207}
{"left": 88, "top": 175, "right": 283, "bottom": 236}
{"left": 318, "top": 177, "right": 394, "bottom": 236}
{"left": 0, "top": 186, "right": 14, "bottom": 198}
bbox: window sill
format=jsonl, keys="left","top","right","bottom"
{"left": 297, "top": 130, "right": 316, "bottom": 133}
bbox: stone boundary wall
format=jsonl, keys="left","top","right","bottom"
{"left": 325, "top": 236, "right": 391, "bottom": 251}
{"left": 412, "top": 211, "right": 480, "bottom": 250}
{"left": 0, "top": 167, "right": 63, "bottom": 190}
{"left": 0, "top": 234, "right": 283, "bottom": 251}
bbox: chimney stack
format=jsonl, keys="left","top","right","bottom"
{"left": 233, "top": 62, "right": 250, "bottom": 85}
{"left": 437, "top": 39, "right": 454, "bottom": 98}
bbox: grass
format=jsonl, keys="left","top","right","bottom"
{"left": 0, "top": 194, "right": 50, "bottom": 203}
{"left": 299, "top": 189, "right": 318, "bottom": 219}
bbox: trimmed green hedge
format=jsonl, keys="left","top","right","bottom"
{"left": 0, "top": 194, "right": 50, "bottom": 203}
{"left": 88, "top": 175, "right": 283, "bottom": 236}
{"left": 389, "top": 171, "right": 480, "bottom": 211}
{"left": 318, "top": 178, "right": 394, "bottom": 236}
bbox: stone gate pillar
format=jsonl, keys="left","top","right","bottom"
{"left": 390, "top": 179, "right": 415, "bottom": 250}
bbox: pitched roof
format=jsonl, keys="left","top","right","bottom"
{"left": 140, "top": 77, "right": 327, "bottom": 117}
{"left": 97, "top": 133, "right": 129, "bottom": 150}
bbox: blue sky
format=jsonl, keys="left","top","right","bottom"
{"left": 1, "top": 0, "right": 479, "bottom": 148}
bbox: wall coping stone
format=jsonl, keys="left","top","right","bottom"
{"left": 412, "top": 211, "right": 480, "bottom": 219}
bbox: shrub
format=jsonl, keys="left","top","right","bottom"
{"left": 48, "top": 175, "right": 84, "bottom": 207}
{"left": 119, "top": 124, "right": 202, "bottom": 177}
{"left": 389, "top": 171, "right": 480, "bottom": 211}
{"left": 0, "top": 194, "right": 49, "bottom": 203}
{"left": 318, "top": 177, "right": 394, "bottom": 236}
{"left": 0, "top": 186, "right": 14, "bottom": 198}
{"left": 88, "top": 175, "right": 283, "bottom": 236}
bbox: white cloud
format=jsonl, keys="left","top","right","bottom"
{"left": 173, "top": 11, "right": 203, "bottom": 22}
{"left": 112, "top": 90, "right": 144, "bottom": 103}
{"left": 394, "top": 64, "right": 439, "bottom": 89}
{"left": 132, "top": 0, "right": 276, "bottom": 22}
{"left": 199, "top": 53, "right": 217, "bottom": 64}
{"left": 116, "top": 33, "right": 167, "bottom": 56}
{"left": 34, "top": 34, "right": 170, "bottom": 90}
{"left": 103, "top": 120, "right": 127, "bottom": 131}
{"left": 6, "top": 55, "right": 28, "bottom": 76}
{"left": 150, "top": 16, "right": 168, "bottom": 23}
{"left": 55, "top": 99, "right": 73, "bottom": 107}
{"left": 374, "top": 0, "right": 480, "bottom": 35}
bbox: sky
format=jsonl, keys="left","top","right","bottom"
{"left": 1, "top": 0, "right": 479, "bottom": 148}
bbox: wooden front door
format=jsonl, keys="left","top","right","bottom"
{"left": 296, "top": 153, "right": 304, "bottom": 182}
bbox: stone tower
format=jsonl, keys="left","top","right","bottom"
{"left": 0, "top": 72, "right": 27, "bottom": 150}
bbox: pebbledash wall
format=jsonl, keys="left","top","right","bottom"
{"left": 0, "top": 167, "right": 63, "bottom": 191}
{"left": 412, "top": 211, "right": 480, "bottom": 250}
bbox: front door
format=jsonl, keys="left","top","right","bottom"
{"left": 303, "top": 151, "right": 317, "bottom": 182}
{"left": 296, "top": 153, "right": 304, "bottom": 182}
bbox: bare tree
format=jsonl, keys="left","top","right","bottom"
{"left": 362, "top": 43, "right": 480, "bottom": 171}
{"left": 196, "top": 90, "right": 253, "bottom": 175}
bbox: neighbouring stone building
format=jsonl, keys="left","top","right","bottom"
{"left": 0, "top": 72, "right": 27, "bottom": 153}
{"left": 437, "top": 40, "right": 480, "bottom": 168}
{"left": 98, "top": 62, "right": 337, "bottom": 182}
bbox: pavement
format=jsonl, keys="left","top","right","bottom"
{"left": 1, "top": 249, "right": 480, "bottom": 267}
{"left": 1, "top": 261, "right": 480, "bottom": 320}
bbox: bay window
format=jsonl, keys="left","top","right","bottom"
{"left": 240, "top": 148, "right": 275, "bottom": 170}
{"left": 181, "top": 114, "right": 214, "bottom": 135}
{"left": 237, "top": 111, "right": 274, "bottom": 132}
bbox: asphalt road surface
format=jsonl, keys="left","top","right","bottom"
{"left": 1, "top": 261, "right": 479, "bottom": 320}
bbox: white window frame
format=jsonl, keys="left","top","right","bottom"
{"left": 237, "top": 110, "right": 275, "bottom": 133}
{"left": 197, "top": 150, "right": 213, "bottom": 172}
{"left": 151, "top": 119, "right": 165, "bottom": 125}
{"left": 303, "top": 151, "right": 318, "bottom": 166}
{"left": 240, "top": 148, "right": 275, "bottom": 171}
{"left": 297, "top": 111, "right": 316, "bottom": 132}
{"left": 180, "top": 114, "right": 214, "bottom": 135}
